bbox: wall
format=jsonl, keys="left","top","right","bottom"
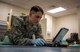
{"left": 0, "top": 2, "right": 28, "bottom": 21}
{"left": 77, "top": 7, "right": 80, "bottom": 39}
{"left": 55, "top": 14, "right": 79, "bottom": 40}
{"left": 45, "top": 14, "right": 56, "bottom": 40}
{"left": 40, "top": 18, "right": 47, "bottom": 40}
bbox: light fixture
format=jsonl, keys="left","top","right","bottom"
{"left": 47, "top": 7, "right": 66, "bottom": 13}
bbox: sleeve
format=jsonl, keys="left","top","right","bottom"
{"left": 8, "top": 16, "right": 32, "bottom": 45}
{"left": 35, "top": 24, "right": 43, "bottom": 39}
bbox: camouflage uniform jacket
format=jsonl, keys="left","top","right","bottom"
{"left": 5, "top": 16, "right": 43, "bottom": 45}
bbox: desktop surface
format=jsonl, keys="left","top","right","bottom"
{"left": 0, "top": 45, "right": 80, "bottom": 52}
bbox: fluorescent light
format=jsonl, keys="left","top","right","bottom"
{"left": 47, "top": 7, "right": 66, "bottom": 13}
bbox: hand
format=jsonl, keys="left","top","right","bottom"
{"left": 32, "top": 38, "right": 45, "bottom": 46}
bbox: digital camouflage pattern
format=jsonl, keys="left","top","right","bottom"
{"left": 4, "top": 16, "right": 43, "bottom": 45}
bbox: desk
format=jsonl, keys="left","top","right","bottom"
{"left": 0, "top": 45, "right": 80, "bottom": 52}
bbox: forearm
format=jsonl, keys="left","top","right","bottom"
{"left": 9, "top": 27, "right": 32, "bottom": 45}
{"left": 35, "top": 34, "right": 43, "bottom": 39}
{"left": 13, "top": 37, "right": 32, "bottom": 45}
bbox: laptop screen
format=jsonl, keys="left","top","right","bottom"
{"left": 52, "top": 28, "right": 69, "bottom": 42}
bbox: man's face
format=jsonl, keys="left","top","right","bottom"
{"left": 29, "top": 11, "right": 43, "bottom": 25}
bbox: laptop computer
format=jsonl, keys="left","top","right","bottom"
{"left": 44, "top": 27, "right": 69, "bottom": 47}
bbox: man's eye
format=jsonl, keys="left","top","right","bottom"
{"left": 36, "top": 16, "right": 41, "bottom": 18}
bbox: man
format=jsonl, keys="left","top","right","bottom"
{"left": 3, "top": 5, "right": 45, "bottom": 46}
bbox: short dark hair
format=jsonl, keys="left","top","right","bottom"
{"left": 30, "top": 5, "right": 44, "bottom": 14}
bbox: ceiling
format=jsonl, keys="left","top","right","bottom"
{"left": 0, "top": 0, "right": 80, "bottom": 17}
